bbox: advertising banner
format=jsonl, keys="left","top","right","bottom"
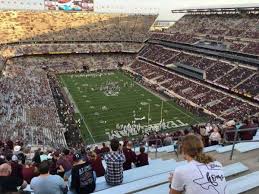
{"left": 44, "top": 0, "right": 94, "bottom": 11}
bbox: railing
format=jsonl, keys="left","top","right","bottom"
{"left": 223, "top": 127, "right": 259, "bottom": 160}
{"left": 133, "top": 138, "right": 178, "bottom": 159}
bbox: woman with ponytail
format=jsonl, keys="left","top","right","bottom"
{"left": 169, "top": 134, "right": 226, "bottom": 194}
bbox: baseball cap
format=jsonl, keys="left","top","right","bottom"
{"left": 14, "top": 145, "right": 21, "bottom": 152}
{"left": 73, "top": 153, "right": 81, "bottom": 161}
{"left": 11, "top": 155, "right": 18, "bottom": 162}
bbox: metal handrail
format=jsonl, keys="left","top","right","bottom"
{"left": 223, "top": 127, "right": 259, "bottom": 160}
{"left": 133, "top": 138, "right": 178, "bottom": 159}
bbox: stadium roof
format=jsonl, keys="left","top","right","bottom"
{"left": 171, "top": 3, "right": 259, "bottom": 13}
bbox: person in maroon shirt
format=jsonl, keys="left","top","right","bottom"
{"left": 88, "top": 151, "right": 105, "bottom": 177}
{"left": 239, "top": 119, "right": 258, "bottom": 140}
{"left": 94, "top": 146, "right": 101, "bottom": 156}
{"left": 136, "top": 146, "right": 149, "bottom": 167}
{"left": 53, "top": 152, "right": 72, "bottom": 180}
{"left": 22, "top": 161, "right": 38, "bottom": 184}
{"left": 100, "top": 143, "right": 110, "bottom": 157}
{"left": 122, "top": 141, "right": 137, "bottom": 170}
{"left": 63, "top": 149, "right": 73, "bottom": 165}
{"left": 6, "top": 139, "right": 14, "bottom": 150}
{"left": 7, "top": 155, "right": 23, "bottom": 180}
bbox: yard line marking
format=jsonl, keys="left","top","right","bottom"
{"left": 133, "top": 78, "right": 200, "bottom": 123}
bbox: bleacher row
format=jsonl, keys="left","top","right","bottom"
{"left": 130, "top": 59, "right": 259, "bottom": 120}
{"left": 90, "top": 130, "right": 259, "bottom": 193}
{"left": 20, "top": 128, "right": 259, "bottom": 193}
{"left": 23, "top": 142, "right": 259, "bottom": 194}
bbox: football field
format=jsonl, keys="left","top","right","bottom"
{"left": 59, "top": 71, "right": 206, "bottom": 144}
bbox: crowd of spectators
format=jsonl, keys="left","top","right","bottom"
{"left": 130, "top": 59, "right": 259, "bottom": 120}
{"left": 137, "top": 44, "right": 259, "bottom": 99}
{"left": 9, "top": 53, "right": 136, "bottom": 73}
{"left": 0, "top": 51, "right": 136, "bottom": 148}
{"left": 0, "top": 138, "right": 149, "bottom": 193}
{"left": 132, "top": 115, "right": 258, "bottom": 149}
{"left": 0, "top": 114, "right": 258, "bottom": 193}
{"left": 48, "top": 73, "right": 84, "bottom": 148}
{"left": 1, "top": 42, "right": 143, "bottom": 58}
{"left": 0, "top": 61, "right": 66, "bottom": 147}
{"left": 151, "top": 13, "right": 259, "bottom": 56}
{"left": 0, "top": 11, "right": 156, "bottom": 44}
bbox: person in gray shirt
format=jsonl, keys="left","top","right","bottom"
{"left": 31, "top": 160, "right": 67, "bottom": 194}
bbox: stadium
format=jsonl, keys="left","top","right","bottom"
{"left": 0, "top": 0, "right": 258, "bottom": 194}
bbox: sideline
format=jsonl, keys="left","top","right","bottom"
{"left": 60, "top": 76, "right": 96, "bottom": 143}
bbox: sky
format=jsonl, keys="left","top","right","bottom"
{"left": 94, "top": 0, "right": 259, "bottom": 20}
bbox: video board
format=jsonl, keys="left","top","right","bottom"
{"left": 44, "top": 0, "right": 94, "bottom": 11}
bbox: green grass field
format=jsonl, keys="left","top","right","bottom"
{"left": 59, "top": 71, "right": 206, "bottom": 144}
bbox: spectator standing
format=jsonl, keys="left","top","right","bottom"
{"left": 122, "top": 141, "right": 136, "bottom": 170}
{"left": 31, "top": 160, "right": 66, "bottom": 194}
{"left": 88, "top": 151, "right": 105, "bottom": 177}
{"left": 100, "top": 143, "right": 110, "bottom": 157}
{"left": 22, "top": 161, "right": 38, "bottom": 184}
{"left": 136, "top": 146, "right": 149, "bottom": 167}
{"left": 13, "top": 145, "right": 26, "bottom": 165}
{"left": 54, "top": 151, "right": 72, "bottom": 180}
{"left": 7, "top": 154, "right": 23, "bottom": 179}
{"left": 32, "top": 149, "right": 41, "bottom": 165}
{"left": 94, "top": 146, "right": 101, "bottom": 156}
{"left": 69, "top": 153, "right": 96, "bottom": 194}
{"left": 63, "top": 148, "right": 74, "bottom": 166}
{"left": 6, "top": 139, "right": 14, "bottom": 150}
{"left": 104, "top": 139, "right": 125, "bottom": 186}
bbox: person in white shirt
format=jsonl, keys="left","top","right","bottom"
{"left": 169, "top": 134, "right": 226, "bottom": 194}
{"left": 209, "top": 127, "right": 222, "bottom": 145}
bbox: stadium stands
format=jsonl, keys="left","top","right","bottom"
{"left": 0, "top": 62, "right": 66, "bottom": 147}
{"left": 0, "top": 10, "right": 155, "bottom": 147}
{"left": 136, "top": 44, "right": 259, "bottom": 100}
{"left": 1, "top": 5, "right": 259, "bottom": 194}
{"left": 0, "top": 42, "right": 143, "bottom": 58}
{"left": 162, "top": 14, "right": 259, "bottom": 56}
{"left": 130, "top": 59, "right": 259, "bottom": 120}
{"left": 0, "top": 11, "right": 156, "bottom": 43}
